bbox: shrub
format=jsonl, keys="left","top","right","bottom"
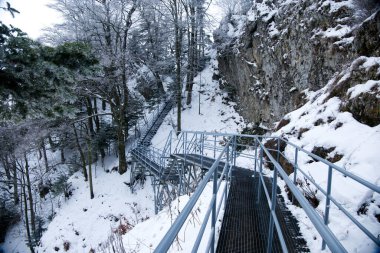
{"left": 51, "top": 174, "right": 72, "bottom": 200}
{"left": 297, "top": 178, "right": 320, "bottom": 208}
{"left": 63, "top": 241, "right": 70, "bottom": 251}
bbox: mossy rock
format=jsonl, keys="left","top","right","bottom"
{"left": 342, "top": 92, "right": 380, "bottom": 127}
{"left": 328, "top": 58, "right": 380, "bottom": 100}
{"left": 353, "top": 10, "right": 380, "bottom": 57}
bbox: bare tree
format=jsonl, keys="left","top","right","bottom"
{"left": 51, "top": 0, "right": 139, "bottom": 174}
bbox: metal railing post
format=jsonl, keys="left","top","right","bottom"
{"left": 322, "top": 165, "right": 333, "bottom": 250}
{"left": 213, "top": 135, "right": 216, "bottom": 159}
{"left": 184, "top": 132, "right": 187, "bottom": 167}
{"left": 225, "top": 143, "right": 230, "bottom": 209}
{"left": 233, "top": 135, "right": 237, "bottom": 167}
{"left": 257, "top": 146, "right": 263, "bottom": 204}
{"left": 201, "top": 133, "right": 204, "bottom": 169}
{"left": 153, "top": 179, "right": 158, "bottom": 214}
{"left": 293, "top": 148, "right": 298, "bottom": 204}
{"left": 169, "top": 132, "right": 172, "bottom": 155}
{"left": 211, "top": 163, "right": 218, "bottom": 253}
{"left": 267, "top": 166, "right": 278, "bottom": 253}
{"left": 254, "top": 139, "right": 258, "bottom": 174}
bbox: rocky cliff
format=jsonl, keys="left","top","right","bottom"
{"left": 214, "top": 0, "right": 380, "bottom": 125}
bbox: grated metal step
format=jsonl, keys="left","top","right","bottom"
{"left": 216, "top": 168, "right": 309, "bottom": 253}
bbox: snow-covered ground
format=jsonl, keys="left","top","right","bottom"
{"left": 151, "top": 48, "right": 245, "bottom": 150}
{"left": 273, "top": 57, "right": 380, "bottom": 253}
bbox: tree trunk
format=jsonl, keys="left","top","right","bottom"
{"left": 117, "top": 120, "right": 127, "bottom": 174}
{"left": 22, "top": 173, "right": 35, "bottom": 253}
{"left": 93, "top": 98, "right": 100, "bottom": 133}
{"left": 1, "top": 155, "right": 12, "bottom": 187}
{"left": 153, "top": 71, "right": 165, "bottom": 94}
{"left": 41, "top": 140, "right": 49, "bottom": 172}
{"left": 174, "top": 0, "right": 182, "bottom": 132}
{"left": 73, "top": 124, "right": 88, "bottom": 181}
{"left": 186, "top": 4, "right": 196, "bottom": 106}
{"left": 87, "top": 140, "right": 94, "bottom": 199}
{"left": 60, "top": 147, "right": 65, "bottom": 164}
{"left": 24, "top": 153, "right": 36, "bottom": 237}
{"left": 110, "top": 102, "right": 127, "bottom": 174}
{"left": 11, "top": 156, "right": 19, "bottom": 205}
{"left": 85, "top": 97, "right": 95, "bottom": 137}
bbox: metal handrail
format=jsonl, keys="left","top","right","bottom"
{"left": 160, "top": 131, "right": 379, "bottom": 252}
{"left": 154, "top": 138, "right": 233, "bottom": 253}
{"left": 255, "top": 137, "right": 347, "bottom": 253}
{"left": 278, "top": 137, "right": 380, "bottom": 193}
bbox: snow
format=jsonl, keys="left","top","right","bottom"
{"left": 151, "top": 48, "right": 244, "bottom": 150}
{"left": 35, "top": 157, "right": 155, "bottom": 253}
{"left": 268, "top": 22, "right": 280, "bottom": 38}
{"left": 320, "top": 0, "right": 354, "bottom": 14}
{"left": 347, "top": 80, "right": 380, "bottom": 99}
{"left": 319, "top": 25, "right": 352, "bottom": 38}
{"left": 122, "top": 182, "right": 226, "bottom": 252}
{"left": 226, "top": 15, "right": 247, "bottom": 38}
{"left": 274, "top": 58, "right": 380, "bottom": 252}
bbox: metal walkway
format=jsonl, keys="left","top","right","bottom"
{"left": 217, "top": 168, "right": 308, "bottom": 253}
{"left": 129, "top": 126, "right": 380, "bottom": 252}
{"left": 170, "top": 153, "right": 308, "bottom": 252}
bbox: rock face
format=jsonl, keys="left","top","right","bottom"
{"left": 214, "top": 0, "right": 380, "bottom": 125}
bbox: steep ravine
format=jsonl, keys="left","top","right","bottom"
{"left": 214, "top": 0, "right": 380, "bottom": 125}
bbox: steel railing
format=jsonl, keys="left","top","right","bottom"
{"left": 154, "top": 137, "right": 234, "bottom": 253}
{"left": 154, "top": 130, "right": 379, "bottom": 253}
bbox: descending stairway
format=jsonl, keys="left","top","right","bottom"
{"left": 129, "top": 96, "right": 177, "bottom": 195}
{"left": 139, "top": 98, "right": 174, "bottom": 147}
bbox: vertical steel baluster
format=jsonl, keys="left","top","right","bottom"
{"left": 153, "top": 179, "right": 158, "bottom": 214}
{"left": 233, "top": 136, "right": 237, "bottom": 167}
{"left": 257, "top": 147, "right": 263, "bottom": 204}
{"left": 293, "top": 148, "right": 298, "bottom": 204}
{"left": 211, "top": 161, "right": 218, "bottom": 253}
{"left": 201, "top": 133, "right": 204, "bottom": 169}
{"left": 254, "top": 138, "right": 258, "bottom": 175}
{"left": 225, "top": 143, "right": 230, "bottom": 209}
{"left": 267, "top": 166, "right": 278, "bottom": 253}
{"left": 322, "top": 165, "right": 333, "bottom": 250}
{"left": 214, "top": 135, "right": 216, "bottom": 159}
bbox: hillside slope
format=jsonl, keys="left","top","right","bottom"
{"left": 273, "top": 56, "right": 380, "bottom": 252}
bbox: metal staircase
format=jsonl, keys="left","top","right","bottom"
{"left": 129, "top": 128, "right": 380, "bottom": 253}
{"left": 139, "top": 98, "right": 174, "bottom": 147}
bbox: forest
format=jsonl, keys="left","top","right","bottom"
{"left": 0, "top": 0, "right": 215, "bottom": 251}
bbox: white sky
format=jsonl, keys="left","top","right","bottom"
{"left": 0, "top": 0, "right": 223, "bottom": 40}
{"left": 0, "top": 0, "right": 62, "bottom": 39}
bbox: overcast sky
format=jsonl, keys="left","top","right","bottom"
{"left": 0, "top": 0, "right": 62, "bottom": 39}
{"left": 0, "top": 0, "right": 223, "bottom": 40}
